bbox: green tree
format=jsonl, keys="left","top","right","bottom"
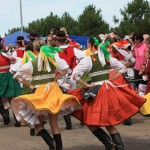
{"left": 6, "top": 26, "right": 28, "bottom": 36}
{"left": 7, "top": 27, "right": 20, "bottom": 35}
{"left": 43, "top": 12, "right": 62, "bottom": 36}
{"left": 113, "top": 16, "right": 119, "bottom": 25}
{"left": 6, "top": 4, "right": 110, "bottom": 37}
{"left": 60, "top": 12, "right": 77, "bottom": 35}
{"left": 77, "top": 4, "right": 109, "bottom": 36}
{"left": 115, "top": 0, "right": 150, "bottom": 37}
{"left": 27, "top": 12, "right": 62, "bottom": 36}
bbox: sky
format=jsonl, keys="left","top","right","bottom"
{"left": 0, "top": 0, "right": 133, "bottom": 37}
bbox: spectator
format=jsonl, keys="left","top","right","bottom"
{"left": 142, "top": 37, "right": 150, "bottom": 94}
{"left": 132, "top": 33, "right": 148, "bottom": 90}
{"left": 143, "top": 34, "right": 149, "bottom": 43}
{"left": 27, "top": 30, "right": 39, "bottom": 44}
{"left": 15, "top": 36, "right": 25, "bottom": 58}
{"left": 46, "top": 28, "right": 56, "bottom": 47}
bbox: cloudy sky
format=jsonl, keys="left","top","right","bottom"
{"left": 0, "top": 0, "right": 132, "bottom": 36}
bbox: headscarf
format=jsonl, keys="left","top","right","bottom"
{"left": 22, "top": 51, "right": 37, "bottom": 65}
{"left": 92, "top": 37, "right": 110, "bottom": 67}
{"left": 38, "top": 45, "right": 62, "bottom": 72}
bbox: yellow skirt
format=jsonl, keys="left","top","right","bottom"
{"left": 140, "top": 93, "right": 150, "bottom": 115}
{"left": 11, "top": 82, "right": 81, "bottom": 127}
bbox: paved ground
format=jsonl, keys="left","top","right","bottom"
{"left": 0, "top": 112, "right": 150, "bottom": 150}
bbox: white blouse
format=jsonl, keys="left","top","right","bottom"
{"left": 10, "top": 60, "right": 33, "bottom": 79}
{"left": 10, "top": 55, "right": 69, "bottom": 80}
{"left": 71, "top": 56, "right": 126, "bottom": 81}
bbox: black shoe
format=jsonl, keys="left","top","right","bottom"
{"left": 3, "top": 116, "right": 10, "bottom": 125}
{"left": 110, "top": 133, "right": 124, "bottom": 150}
{"left": 123, "top": 118, "right": 132, "bottom": 126}
{"left": 4, "top": 109, "right": 10, "bottom": 125}
{"left": 36, "top": 132, "right": 41, "bottom": 136}
{"left": 3, "top": 111, "right": 10, "bottom": 125}
{"left": 92, "top": 128, "right": 116, "bottom": 150}
{"left": 53, "top": 134, "right": 63, "bottom": 150}
{"left": 13, "top": 113, "right": 21, "bottom": 127}
{"left": 14, "top": 121, "right": 21, "bottom": 127}
{"left": 0, "top": 105, "right": 10, "bottom": 125}
{"left": 3, "top": 118, "right": 10, "bottom": 125}
{"left": 66, "top": 124, "right": 72, "bottom": 130}
{"left": 63, "top": 114, "right": 72, "bottom": 130}
{"left": 38, "top": 129, "right": 56, "bottom": 150}
{"left": 143, "top": 114, "right": 150, "bottom": 117}
{"left": 30, "top": 128, "right": 35, "bottom": 136}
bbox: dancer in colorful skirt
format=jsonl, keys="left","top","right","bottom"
{"left": 0, "top": 43, "right": 22, "bottom": 125}
{"left": 109, "top": 39, "right": 136, "bottom": 125}
{"left": 54, "top": 30, "right": 86, "bottom": 130}
{"left": 10, "top": 41, "right": 37, "bottom": 128}
{"left": 70, "top": 36, "right": 146, "bottom": 150}
{"left": 55, "top": 32, "right": 118, "bottom": 149}
{"left": 11, "top": 44, "right": 81, "bottom": 150}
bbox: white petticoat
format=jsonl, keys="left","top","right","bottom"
{"left": 13, "top": 99, "right": 82, "bottom": 128}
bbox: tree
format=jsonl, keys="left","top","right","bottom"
{"left": 26, "top": 12, "right": 62, "bottom": 36}
{"left": 77, "top": 5, "right": 109, "bottom": 36}
{"left": 113, "top": 16, "right": 119, "bottom": 24}
{"left": 115, "top": 0, "right": 150, "bottom": 37}
{"left": 5, "top": 26, "right": 27, "bottom": 36}
{"left": 60, "top": 12, "right": 77, "bottom": 35}
{"left": 7, "top": 27, "right": 20, "bottom": 35}
{"left": 6, "top": 4, "right": 110, "bottom": 37}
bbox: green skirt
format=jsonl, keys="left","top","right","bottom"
{"left": 0, "top": 72, "right": 22, "bottom": 98}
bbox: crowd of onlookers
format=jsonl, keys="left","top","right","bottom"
{"left": 99, "top": 31, "right": 150, "bottom": 96}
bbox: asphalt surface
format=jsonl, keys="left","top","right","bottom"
{"left": 0, "top": 112, "right": 150, "bottom": 150}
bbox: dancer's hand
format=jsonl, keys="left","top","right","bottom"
{"left": 30, "top": 85, "right": 36, "bottom": 93}
{"left": 85, "top": 83, "right": 95, "bottom": 88}
{"left": 31, "top": 88, "right": 37, "bottom": 93}
{"left": 139, "top": 64, "right": 146, "bottom": 75}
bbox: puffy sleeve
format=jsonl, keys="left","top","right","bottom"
{"left": 10, "top": 59, "right": 22, "bottom": 73}
{"left": 73, "top": 47, "right": 86, "bottom": 61}
{"left": 109, "top": 57, "right": 126, "bottom": 73}
{"left": 71, "top": 56, "right": 92, "bottom": 81}
{"left": 112, "top": 45, "right": 135, "bottom": 63}
{"left": 55, "top": 53, "right": 69, "bottom": 71}
{"left": 13, "top": 61, "right": 33, "bottom": 79}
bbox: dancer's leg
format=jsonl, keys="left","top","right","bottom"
{"left": 88, "top": 125, "right": 115, "bottom": 150}
{"left": 49, "top": 114, "right": 62, "bottom": 150}
{"left": 36, "top": 122, "right": 56, "bottom": 150}
{"left": 106, "top": 126, "right": 124, "bottom": 150}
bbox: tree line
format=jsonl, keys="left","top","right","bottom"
{"left": 6, "top": 0, "right": 150, "bottom": 38}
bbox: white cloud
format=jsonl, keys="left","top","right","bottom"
{"left": 0, "top": 0, "right": 132, "bottom": 36}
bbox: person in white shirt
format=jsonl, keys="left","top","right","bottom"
{"left": 11, "top": 43, "right": 80, "bottom": 150}
{"left": 54, "top": 31, "right": 86, "bottom": 130}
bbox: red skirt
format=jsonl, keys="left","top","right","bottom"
{"left": 69, "top": 80, "right": 146, "bottom": 127}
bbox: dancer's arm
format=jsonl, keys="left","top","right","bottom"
{"left": 11, "top": 61, "right": 35, "bottom": 90}
{"left": 109, "top": 57, "right": 126, "bottom": 80}
{"left": 15, "top": 75, "right": 35, "bottom": 90}
{"left": 55, "top": 69, "right": 68, "bottom": 81}
{"left": 77, "top": 79, "right": 95, "bottom": 88}
{"left": 71, "top": 56, "right": 93, "bottom": 88}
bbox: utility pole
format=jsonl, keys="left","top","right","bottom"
{"left": 20, "top": 0, "right": 23, "bottom": 36}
